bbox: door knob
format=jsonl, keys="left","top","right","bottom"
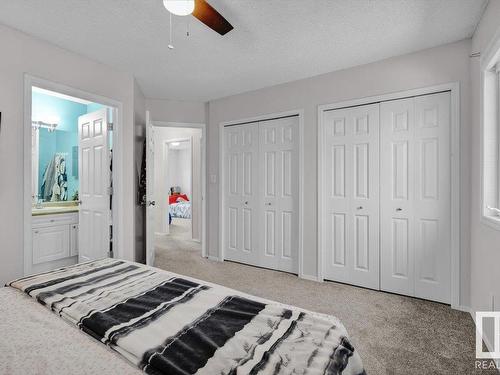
{"left": 244, "top": 201, "right": 248, "bottom": 205}
{"left": 148, "top": 200, "right": 156, "bottom": 206}
{"left": 265, "top": 202, "right": 272, "bottom": 206}
{"left": 356, "top": 206, "right": 363, "bottom": 210}
{"left": 396, "top": 208, "right": 402, "bottom": 212}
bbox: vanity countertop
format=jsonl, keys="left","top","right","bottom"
{"left": 32, "top": 202, "right": 79, "bottom": 216}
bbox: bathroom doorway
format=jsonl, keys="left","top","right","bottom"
{"left": 24, "top": 76, "right": 123, "bottom": 276}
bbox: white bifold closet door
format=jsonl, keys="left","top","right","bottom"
{"left": 380, "top": 92, "right": 451, "bottom": 304}
{"left": 224, "top": 116, "right": 299, "bottom": 273}
{"left": 322, "top": 104, "right": 380, "bottom": 289}
{"left": 321, "top": 91, "right": 451, "bottom": 303}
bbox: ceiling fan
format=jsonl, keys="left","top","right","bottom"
{"left": 163, "top": 0, "right": 233, "bottom": 36}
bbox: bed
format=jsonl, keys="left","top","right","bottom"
{"left": 169, "top": 200, "right": 191, "bottom": 219}
{"left": 3, "top": 259, "right": 366, "bottom": 375}
{"left": 169, "top": 194, "right": 191, "bottom": 219}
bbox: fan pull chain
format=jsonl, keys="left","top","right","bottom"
{"left": 168, "top": 12, "right": 174, "bottom": 49}
{"left": 187, "top": 15, "right": 190, "bottom": 37}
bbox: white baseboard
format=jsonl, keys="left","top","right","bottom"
{"left": 208, "top": 255, "right": 220, "bottom": 262}
{"left": 299, "top": 274, "right": 321, "bottom": 282}
{"left": 453, "top": 305, "right": 472, "bottom": 313}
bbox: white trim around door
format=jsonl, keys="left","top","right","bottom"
{"left": 218, "top": 109, "right": 305, "bottom": 278}
{"left": 317, "top": 82, "right": 461, "bottom": 309}
{"left": 23, "top": 74, "right": 125, "bottom": 276}
{"left": 150, "top": 121, "right": 208, "bottom": 259}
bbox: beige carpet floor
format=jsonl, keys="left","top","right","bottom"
{"left": 154, "top": 223, "right": 492, "bottom": 374}
{"left": 154, "top": 218, "right": 201, "bottom": 253}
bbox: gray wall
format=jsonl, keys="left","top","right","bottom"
{"left": 470, "top": 0, "right": 500, "bottom": 329}
{"left": 0, "top": 24, "right": 137, "bottom": 284}
{"left": 146, "top": 99, "right": 206, "bottom": 124}
{"left": 207, "top": 40, "right": 472, "bottom": 306}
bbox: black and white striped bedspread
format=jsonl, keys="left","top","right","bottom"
{"left": 8, "top": 259, "right": 366, "bottom": 375}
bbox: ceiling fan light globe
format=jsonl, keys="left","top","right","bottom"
{"left": 163, "top": 0, "right": 195, "bottom": 16}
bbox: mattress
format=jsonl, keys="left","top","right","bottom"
{"left": 5, "top": 259, "right": 365, "bottom": 375}
{"left": 170, "top": 200, "right": 191, "bottom": 218}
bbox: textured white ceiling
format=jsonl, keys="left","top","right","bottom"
{"left": 0, "top": 0, "right": 486, "bottom": 101}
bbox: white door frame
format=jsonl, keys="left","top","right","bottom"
{"left": 161, "top": 139, "right": 171, "bottom": 236}
{"left": 23, "top": 74, "right": 125, "bottom": 276}
{"left": 150, "top": 121, "right": 207, "bottom": 258}
{"left": 218, "top": 109, "right": 305, "bottom": 277}
{"left": 317, "top": 82, "right": 461, "bottom": 309}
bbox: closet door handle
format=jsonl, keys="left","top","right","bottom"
{"left": 356, "top": 206, "right": 363, "bottom": 210}
{"left": 396, "top": 208, "right": 402, "bottom": 212}
{"left": 265, "top": 202, "right": 272, "bottom": 206}
{"left": 244, "top": 201, "right": 249, "bottom": 205}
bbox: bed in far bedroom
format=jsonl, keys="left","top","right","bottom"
{"left": 169, "top": 192, "right": 191, "bottom": 222}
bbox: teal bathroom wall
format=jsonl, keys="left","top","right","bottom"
{"left": 33, "top": 91, "right": 107, "bottom": 201}
{"left": 86, "top": 102, "right": 105, "bottom": 113}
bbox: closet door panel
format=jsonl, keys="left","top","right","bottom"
{"left": 349, "top": 104, "right": 379, "bottom": 289}
{"left": 380, "top": 98, "right": 415, "bottom": 296}
{"left": 322, "top": 104, "right": 379, "bottom": 289}
{"left": 224, "top": 125, "right": 259, "bottom": 266}
{"left": 323, "top": 109, "right": 351, "bottom": 283}
{"left": 380, "top": 92, "right": 451, "bottom": 304}
{"left": 262, "top": 131, "right": 278, "bottom": 265}
{"left": 259, "top": 117, "right": 299, "bottom": 273}
{"left": 241, "top": 125, "right": 259, "bottom": 256}
{"left": 413, "top": 92, "right": 451, "bottom": 303}
{"left": 225, "top": 128, "right": 241, "bottom": 256}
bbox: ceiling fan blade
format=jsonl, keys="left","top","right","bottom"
{"left": 193, "top": 0, "right": 233, "bottom": 35}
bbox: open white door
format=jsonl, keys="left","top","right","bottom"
{"left": 78, "top": 108, "right": 111, "bottom": 262}
{"left": 145, "top": 111, "right": 156, "bottom": 266}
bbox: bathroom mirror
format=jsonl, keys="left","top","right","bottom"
{"left": 32, "top": 127, "right": 79, "bottom": 203}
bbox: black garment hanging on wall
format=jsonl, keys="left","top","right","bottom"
{"left": 138, "top": 139, "right": 146, "bottom": 205}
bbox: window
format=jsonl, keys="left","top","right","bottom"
{"left": 481, "top": 31, "right": 500, "bottom": 229}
